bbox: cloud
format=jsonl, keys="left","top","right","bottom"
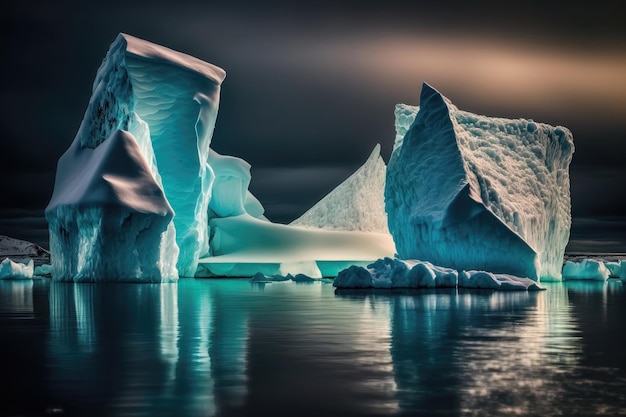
{"left": 567, "top": 217, "right": 626, "bottom": 253}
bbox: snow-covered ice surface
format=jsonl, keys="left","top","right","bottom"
{"left": 385, "top": 83, "right": 574, "bottom": 282}
{"left": 333, "top": 257, "right": 542, "bottom": 290}
{"left": 291, "top": 144, "right": 389, "bottom": 233}
{"left": 0, "top": 258, "right": 34, "bottom": 280}
{"left": 197, "top": 214, "right": 395, "bottom": 277}
{"left": 393, "top": 104, "right": 419, "bottom": 151}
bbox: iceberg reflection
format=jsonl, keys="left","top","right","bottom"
{"left": 47, "top": 280, "right": 251, "bottom": 416}
{"left": 0, "top": 280, "right": 34, "bottom": 317}
{"left": 336, "top": 287, "right": 582, "bottom": 416}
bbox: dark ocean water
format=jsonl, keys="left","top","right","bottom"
{"left": 1, "top": 278, "right": 625, "bottom": 417}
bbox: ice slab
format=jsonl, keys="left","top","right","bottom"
{"left": 393, "top": 104, "right": 419, "bottom": 151}
{"left": 385, "top": 83, "right": 574, "bottom": 281}
{"left": 197, "top": 214, "right": 395, "bottom": 277}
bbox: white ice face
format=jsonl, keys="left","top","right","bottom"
{"left": 0, "top": 258, "right": 34, "bottom": 280}
{"left": 291, "top": 144, "right": 389, "bottom": 233}
{"left": 385, "top": 83, "right": 574, "bottom": 281}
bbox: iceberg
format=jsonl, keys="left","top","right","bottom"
{"left": 46, "top": 33, "right": 226, "bottom": 280}
{"left": 332, "top": 257, "right": 542, "bottom": 290}
{"left": 385, "top": 84, "right": 574, "bottom": 281}
{"left": 562, "top": 259, "right": 610, "bottom": 281}
{"left": 291, "top": 144, "right": 389, "bottom": 233}
{"left": 0, "top": 258, "right": 34, "bottom": 280}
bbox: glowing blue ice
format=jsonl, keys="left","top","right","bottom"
{"left": 46, "top": 33, "right": 225, "bottom": 280}
{"left": 562, "top": 259, "right": 610, "bottom": 281}
{"left": 385, "top": 84, "right": 574, "bottom": 281}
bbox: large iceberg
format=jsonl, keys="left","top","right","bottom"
{"left": 385, "top": 84, "right": 574, "bottom": 281}
{"left": 46, "top": 33, "right": 226, "bottom": 280}
{"left": 291, "top": 144, "right": 389, "bottom": 233}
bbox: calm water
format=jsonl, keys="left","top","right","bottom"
{"left": 1, "top": 278, "right": 625, "bottom": 417}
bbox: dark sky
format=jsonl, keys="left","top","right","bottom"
{"left": 1, "top": 0, "right": 625, "bottom": 252}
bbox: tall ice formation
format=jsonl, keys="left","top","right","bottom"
{"left": 46, "top": 33, "right": 226, "bottom": 280}
{"left": 385, "top": 84, "right": 574, "bottom": 281}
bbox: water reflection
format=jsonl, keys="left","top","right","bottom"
{"left": 47, "top": 281, "right": 252, "bottom": 416}
{"left": 0, "top": 279, "right": 622, "bottom": 416}
{"left": 0, "top": 280, "right": 34, "bottom": 317}
{"left": 336, "top": 287, "right": 585, "bottom": 416}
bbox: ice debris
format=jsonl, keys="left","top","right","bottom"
{"left": 333, "top": 257, "right": 543, "bottom": 290}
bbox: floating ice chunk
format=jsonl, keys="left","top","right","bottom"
{"left": 291, "top": 144, "right": 389, "bottom": 233}
{"left": 333, "top": 257, "right": 542, "bottom": 290}
{"left": 250, "top": 272, "right": 289, "bottom": 283}
{"left": 249, "top": 272, "right": 319, "bottom": 283}
{"left": 46, "top": 130, "right": 177, "bottom": 282}
{"left": 562, "top": 259, "right": 610, "bottom": 281}
{"left": 0, "top": 258, "right": 34, "bottom": 280}
{"left": 385, "top": 83, "right": 574, "bottom": 281}
{"left": 34, "top": 264, "right": 53, "bottom": 276}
